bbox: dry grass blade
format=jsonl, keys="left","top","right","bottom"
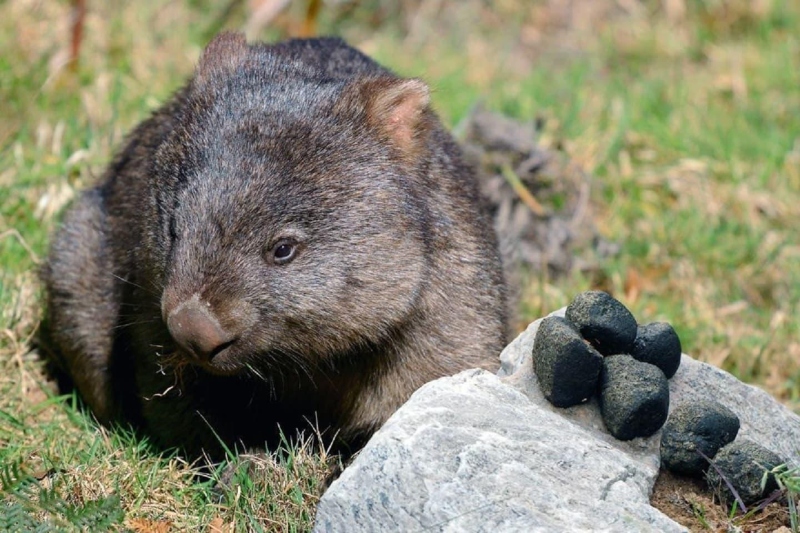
{"left": 500, "top": 163, "right": 547, "bottom": 216}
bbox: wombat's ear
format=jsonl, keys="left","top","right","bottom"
{"left": 338, "top": 77, "right": 432, "bottom": 157}
{"left": 195, "top": 32, "right": 249, "bottom": 88}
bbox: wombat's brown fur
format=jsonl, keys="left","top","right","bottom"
{"left": 41, "top": 33, "right": 507, "bottom": 458}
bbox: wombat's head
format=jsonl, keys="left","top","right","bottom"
{"left": 144, "top": 34, "right": 436, "bottom": 377}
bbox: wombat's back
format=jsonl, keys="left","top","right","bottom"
{"left": 42, "top": 34, "right": 508, "bottom": 457}
{"left": 261, "top": 37, "right": 387, "bottom": 77}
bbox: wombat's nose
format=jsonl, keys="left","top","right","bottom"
{"left": 167, "top": 300, "right": 235, "bottom": 361}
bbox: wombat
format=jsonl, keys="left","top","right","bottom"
{"left": 41, "top": 33, "right": 508, "bottom": 458}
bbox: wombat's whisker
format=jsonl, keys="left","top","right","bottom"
{"left": 110, "top": 273, "right": 159, "bottom": 297}
{"left": 245, "top": 362, "right": 267, "bottom": 382}
{"left": 111, "top": 319, "right": 158, "bottom": 331}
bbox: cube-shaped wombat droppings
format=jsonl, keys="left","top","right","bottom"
{"left": 631, "top": 322, "right": 682, "bottom": 378}
{"left": 705, "top": 439, "right": 782, "bottom": 506}
{"left": 660, "top": 400, "right": 740, "bottom": 476}
{"left": 565, "top": 291, "right": 637, "bottom": 356}
{"left": 599, "top": 354, "right": 669, "bottom": 440}
{"left": 532, "top": 316, "right": 603, "bottom": 408}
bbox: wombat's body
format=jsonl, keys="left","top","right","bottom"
{"left": 42, "top": 34, "right": 507, "bottom": 457}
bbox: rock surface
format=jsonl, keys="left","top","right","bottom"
{"left": 314, "top": 369, "right": 683, "bottom": 533}
{"left": 315, "top": 310, "right": 800, "bottom": 532}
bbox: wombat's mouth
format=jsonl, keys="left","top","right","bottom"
{"left": 193, "top": 355, "right": 244, "bottom": 377}
{"left": 165, "top": 347, "right": 244, "bottom": 377}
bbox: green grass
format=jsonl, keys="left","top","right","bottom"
{"left": 2, "top": 0, "right": 799, "bottom": 529}
{"left": 772, "top": 464, "right": 800, "bottom": 532}
{"left": 492, "top": 2, "right": 800, "bottom": 397}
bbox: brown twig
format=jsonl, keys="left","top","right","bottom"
{"left": 69, "top": 0, "right": 87, "bottom": 70}
{"left": 500, "top": 163, "right": 547, "bottom": 217}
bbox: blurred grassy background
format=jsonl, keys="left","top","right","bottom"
{"left": 1, "top": 0, "right": 799, "bottom": 529}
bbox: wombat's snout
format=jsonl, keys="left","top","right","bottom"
{"left": 166, "top": 299, "right": 237, "bottom": 362}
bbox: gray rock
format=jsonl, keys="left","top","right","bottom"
{"left": 314, "top": 369, "right": 684, "bottom": 533}
{"left": 565, "top": 291, "right": 637, "bottom": 355}
{"left": 706, "top": 439, "right": 782, "bottom": 505}
{"left": 532, "top": 316, "right": 602, "bottom": 407}
{"left": 669, "top": 356, "right": 800, "bottom": 468}
{"left": 599, "top": 355, "right": 670, "bottom": 441}
{"left": 316, "top": 310, "right": 800, "bottom": 532}
{"left": 631, "top": 322, "right": 682, "bottom": 378}
{"left": 660, "top": 400, "right": 740, "bottom": 476}
{"left": 502, "top": 309, "right": 800, "bottom": 466}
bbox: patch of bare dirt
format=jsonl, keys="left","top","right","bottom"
{"left": 651, "top": 470, "right": 791, "bottom": 532}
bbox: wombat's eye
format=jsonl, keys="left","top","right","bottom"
{"left": 268, "top": 239, "right": 298, "bottom": 265}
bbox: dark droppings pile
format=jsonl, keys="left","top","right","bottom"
{"left": 533, "top": 291, "right": 674, "bottom": 440}
{"left": 533, "top": 290, "right": 788, "bottom": 510}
